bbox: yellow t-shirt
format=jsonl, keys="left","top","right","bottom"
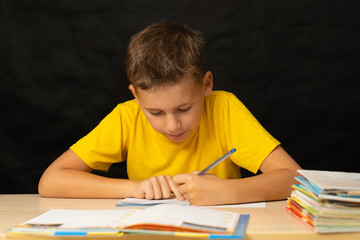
{"left": 70, "top": 91, "right": 280, "bottom": 180}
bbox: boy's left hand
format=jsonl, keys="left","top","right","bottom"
{"left": 173, "top": 172, "right": 227, "bottom": 205}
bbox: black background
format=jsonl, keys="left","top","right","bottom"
{"left": 1, "top": 0, "right": 359, "bottom": 194}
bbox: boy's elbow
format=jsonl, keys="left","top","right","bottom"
{"left": 38, "top": 177, "right": 48, "bottom": 197}
{"left": 38, "top": 187, "right": 47, "bottom": 198}
{"left": 38, "top": 174, "right": 55, "bottom": 198}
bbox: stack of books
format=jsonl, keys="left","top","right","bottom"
{"left": 286, "top": 170, "right": 360, "bottom": 233}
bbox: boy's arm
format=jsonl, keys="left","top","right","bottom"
{"left": 38, "top": 149, "right": 134, "bottom": 198}
{"left": 38, "top": 149, "right": 184, "bottom": 199}
{"left": 173, "top": 145, "right": 301, "bottom": 205}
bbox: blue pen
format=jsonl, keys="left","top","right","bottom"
{"left": 198, "top": 148, "right": 236, "bottom": 175}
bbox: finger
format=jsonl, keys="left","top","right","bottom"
{"left": 166, "top": 175, "right": 185, "bottom": 200}
{"left": 190, "top": 171, "right": 200, "bottom": 175}
{"left": 173, "top": 173, "right": 191, "bottom": 185}
{"left": 157, "top": 175, "right": 172, "bottom": 199}
{"left": 150, "top": 177, "right": 162, "bottom": 199}
{"left": 177, "top": 184, "right": 189, "bottom": 201}
{"left": 142, "top": 180, "right": 155, "bottom": 200}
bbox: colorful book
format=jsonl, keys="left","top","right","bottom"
{"left": 10, "top": 204, "right": 249, "bottom": 238}
{"left": 286, "top": 170, "right": 360, "bottom": 233}
{"left": 297, "top": 170, "right": 360, "bottom": 201}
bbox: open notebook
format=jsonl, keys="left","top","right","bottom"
{"left": 10, "top": 204, "right": 249, "bottom": 238}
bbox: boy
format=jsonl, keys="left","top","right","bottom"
{"left": 38, "top": 22, "right": 301, "bottom": 206}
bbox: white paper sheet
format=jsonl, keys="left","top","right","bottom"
{"left": 118, "top": 197, "right": 265, "bottom": 208}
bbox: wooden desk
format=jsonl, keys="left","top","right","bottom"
{"left": 0, "top": 194, "right": 358, "bottom": 240}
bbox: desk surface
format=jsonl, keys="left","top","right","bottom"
{"left": 0, "top": 194, "right": 358, "bottom": 240}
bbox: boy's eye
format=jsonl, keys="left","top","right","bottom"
{"left": 149, "top": 111, "right": 162, "bottom": 116}
{"left": 178, "top": 106, "right": 191, "bottom": 112}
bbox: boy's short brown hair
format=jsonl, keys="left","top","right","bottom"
{"left": 126, "top": 22, "right": 204, "bottom": 90}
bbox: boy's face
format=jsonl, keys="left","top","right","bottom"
{"left": 130, "top": 72, "right": 213, "bottom": 142}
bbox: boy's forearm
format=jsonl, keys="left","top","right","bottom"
{"left": 38, "top": 169, "right": 134, "bottom": 198}
{"left": 225, "top": 168, "right": 299, "bottom": 204}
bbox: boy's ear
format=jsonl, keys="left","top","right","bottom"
{"left": 202, "top": 71, "right": 213, "bottom": 96}
{"left": 128, "top": 84, "right": 139, "bottom": 104}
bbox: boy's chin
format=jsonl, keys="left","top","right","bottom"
{"left": 168, "top": 138, "right": 187, "bottom": 143}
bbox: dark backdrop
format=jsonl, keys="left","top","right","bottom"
{"left": 1, "top": 0, "right": 359, "bottom": 193}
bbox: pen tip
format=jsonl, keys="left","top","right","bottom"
{"left": 231, "top": 148, "right": 236, "bottom": 153}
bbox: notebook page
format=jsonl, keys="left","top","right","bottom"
{"left": 122, "top": 204, "right": 239, "bottom": 231}
{"left": 24, "top": 209, "right": 142, "bottom": 228}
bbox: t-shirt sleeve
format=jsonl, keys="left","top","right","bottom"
{"left": 70, "top": 104, "right": 130, "bottom": 171}
{"left": 223, "top": 93, "right": 280, "bottom": 173}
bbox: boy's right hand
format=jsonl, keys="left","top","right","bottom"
{"left": 131, "top": 175, "right": 185, "bottom": 201}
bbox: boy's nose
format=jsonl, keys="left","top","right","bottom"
{"left": 166, "top": 114, "right": 181, "bottom": 133}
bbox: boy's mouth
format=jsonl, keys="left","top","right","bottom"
{"left": 168, "top": 131, "right": 186, "bottom": 140}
